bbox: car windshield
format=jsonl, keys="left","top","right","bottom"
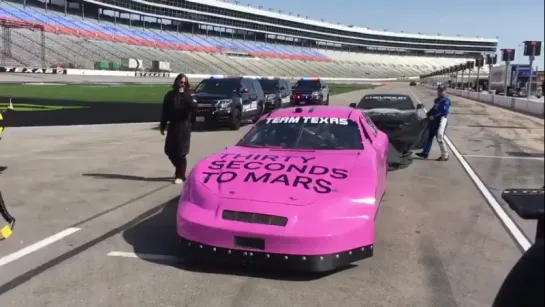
{"left": 292, "top": 80, "right": 321, "bottom": 90}
{"left": 195, "top": 79, "right": 240, "bottom": 94}
{"left": 258, "top": 79, "right": 279, "bottom": 93}
{"left": 237, "top": 116, "right": 363, "bottom": 150}
{"left": 357, "top": 95, "right": 415, "bottom": 110}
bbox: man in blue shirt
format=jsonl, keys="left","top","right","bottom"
{"left": 416, "top": 85, "right": 451, "bottom": 161}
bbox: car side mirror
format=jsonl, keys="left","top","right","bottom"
{"left": 349, "top": 103, "right": 357, "bottom": 108}
{"left": 279, "top": 87, "right": 285, "bottom": 91}
{"left": 416, "top": 103, "right": 424, "bottom": 109}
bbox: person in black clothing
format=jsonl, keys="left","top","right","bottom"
{"left": 1, "top": 104, "right": 16, "bottom": 238}
{"left": 160, "top": 73, "right": 197, "bottom": 184}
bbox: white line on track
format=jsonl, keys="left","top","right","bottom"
{"left": 107, "top": 251, "right": 180, "bottom": 262}
{"left": 409, "top": 89, "right": 532, "bottom": 251}
{"left": 462, "top": 154, "right": 544, "bottom": 161}
{"left": 0, "top": 227, "right": 81, "bottom": 267}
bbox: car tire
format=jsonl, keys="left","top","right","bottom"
{"left": 252, "top": 104, "right": 264, "bottom": 124}
{"left": 229, "top": 108, "right": 242, "bottom": 130}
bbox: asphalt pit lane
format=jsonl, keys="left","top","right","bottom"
{"left": 465, "top": 124, "right": 532, "bottom": 129}
{"left": 506, "top": 152, "right": 545, "bottom": 158}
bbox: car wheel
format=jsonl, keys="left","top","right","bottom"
{"left": 252, "top": 104, "right": 264, "bottom": 124}
{"left": 229, "top": 108, "right": 242, "bottom": 130}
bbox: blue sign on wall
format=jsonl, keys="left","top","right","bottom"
{"left": 513, "top": 65, "right": 538, "bottom": 78}
{"left": 518, "top": 70, "right": 537, "bottom": 77}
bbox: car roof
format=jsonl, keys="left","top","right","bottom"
{"left": 266, "top": 106, "right": 358, "bottom": 120}
{"left": 205, "top": 76, "right": 241, "bottom": 82}
{"left": 362, "top": 93, "right": 411, "bottom": 98}
{"left": 297, "top": 77, "right": 321, "bottom": 81}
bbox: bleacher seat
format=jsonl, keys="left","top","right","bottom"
{"left": 0, "top": 1, "right": 488, "bottom": 78}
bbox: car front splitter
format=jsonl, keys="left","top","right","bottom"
{"left": 179, "top": 237, "right": 373, "bottom": 272}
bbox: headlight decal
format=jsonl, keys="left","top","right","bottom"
{"left": 215, "top": 99, "right": 233, "bottom": 109}
{"left": 266, "top": 94, "right": 276, "bottom": 102}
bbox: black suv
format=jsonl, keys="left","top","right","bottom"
{"left": 257, "top": 77, "right": 293, "bottom": 112}
{"left": 409, "top": 81, "right": 417, "bottom": 86}
{"left": 192, "top": 77, "right": 265, "bottom": 130}
{"left": 291, "top": 78, "right": 330, "bottom": 106}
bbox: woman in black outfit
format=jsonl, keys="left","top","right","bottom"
{"left": 160, "top": 73, "right": 197, "bottom": 184}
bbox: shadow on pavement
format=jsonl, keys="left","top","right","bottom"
{"left": 464, "top": 124, "right": 531, "bottom": 129}
{"left": 150, "top": 124, "right": 225, "bottom": 133}
{"left": 82, "top": 173, "right": 172, "bottom": 182}
{"left": 122, "top": 196, "right": 353, "bottom": 281}
{"left": 2, "top": 96, "right": 259, "bottom": 128}
{"left": 448, "top": 112, "right": 490, "bottom": 116}
{"left": 1, "top": 97, "right": 160, "bottom": 127}
{"left": 151, "top": 123, "right": 253, "bottom": 133}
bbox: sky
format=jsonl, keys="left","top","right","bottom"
{"left": 242, "top": 0, "right": 544, "bottom": 67}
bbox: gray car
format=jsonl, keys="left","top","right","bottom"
{"left": 350, "top": 94, "right": 425, "bottom": 130}
{"left": 349, "top": 94, "right": 429, "bottom": 170}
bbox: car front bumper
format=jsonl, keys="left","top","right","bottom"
{"left": 291, "top": 94, "right": 323, "bottom": 106}
{"left": 176, "top": 200, "right": 374, "bottom": 272}
{"left": 264, "top": 100, "right": 278, "bottom": 112}
{"left": 194, "top": 107, "right": 234, "bottom": 125}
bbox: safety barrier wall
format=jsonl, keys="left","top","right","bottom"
{"left": 0, "top": 67, "right": 419, "bottom": 83}
{"left": 61, "top": 69, "right": 418, "bottom": 83}
{"left": 422, "top": 85, "right": 544, "bottom": 117}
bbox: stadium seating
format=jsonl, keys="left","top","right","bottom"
{"left": 0, "top": 1, "right": 489, "bottom": 78}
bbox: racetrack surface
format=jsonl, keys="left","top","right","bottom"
{"left": 0, "top": 86, "right": 542, "bottom": 307}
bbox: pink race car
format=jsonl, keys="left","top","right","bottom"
{"left": 177, "top": 106, "right": 389, "bottom": 272}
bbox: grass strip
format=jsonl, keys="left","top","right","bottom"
{"left": 0, "top": 83, "right": 376, "bottom": 103}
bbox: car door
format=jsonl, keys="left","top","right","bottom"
{"left": 358, "top": 115, "right": 387, "bottom": 199}
{"left": 250, "top": 79, "right": 263, "bottom": 115}
{"left": 241, "top": 79, "right": 258, "bottom": 117}
{"left": 280, "top": 80, "right": 291, "bottom": 106}
{"left": 252, "top": 79, "right": 265, "bottom": 105}
{"left": 367, "top": 113, "right": 389, "bottom": 171}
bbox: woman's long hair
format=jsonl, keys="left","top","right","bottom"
{"left": 172, "top": 73, "right": 190, "bottom": 92}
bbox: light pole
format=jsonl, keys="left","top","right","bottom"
{"left": 500, "top": 49, "right": 515, "bottom": 96}
{"left": 523, "top": 41, "right": 542, "bottom": 98}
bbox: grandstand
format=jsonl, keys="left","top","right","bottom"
{"left": 0, "top": 0, "right": 498, "bottom": 79}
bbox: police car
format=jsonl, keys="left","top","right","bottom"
{"left": 291, "top": 77, "right": 330, "bottom": 106}
{"left": 256, "top": 77, "right": 293, "bottom": 112}
{"left": 192, "top": 76, "right": 266, "bottom": 130}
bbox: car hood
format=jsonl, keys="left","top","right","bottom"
{"left": 292, "top": 89, "right": 319, "bottom": 94}
{"left": 364, "top": 108, "right": 416, "bottom": 115}
{"left": 363, "top": 109, "right": 420, "bottom": 124}
{"left": 193, "top": 92, "right": 233, "bottom": 101}
{"left": 191, "top": 146, "right": 372, "bottom": 206}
